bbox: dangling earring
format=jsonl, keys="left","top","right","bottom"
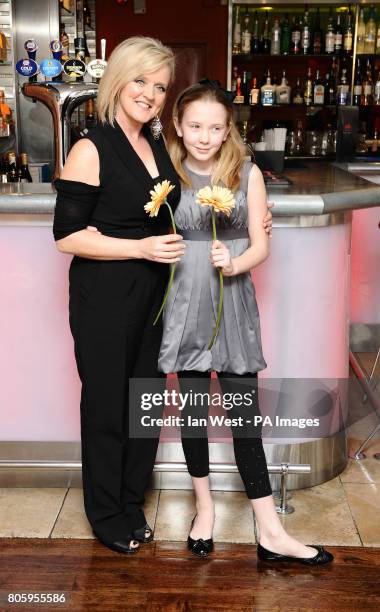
{"left": 150, "top": 115, "right": 163, "bottom": 140}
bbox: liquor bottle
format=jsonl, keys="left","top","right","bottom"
{"left": 85, "top": 99, "right": 96, "bottom": 129}
{"left": 241, "top": 10, "right": 251, "bottom": 55}
{"left": 337, "top": 68, "right": 350, "bottom": 105}
{"left": 231, "top": 66, "right": 238, "bottom": 92}
{"left": 365, "top": 5, "right": 376, "bottom": 54}
{"left": 325, "top": 8, "right": 336, "bottom": 55}
{"left": 252, "top": 11, "right": 260, "bottom": 54}
{"left": 260, "top": 70, "right": 276, "bottom": 106}
{"left": 241, "top": 70, "right": 250, "bottom": 104}
{"left": 0, "top": 156, "right": 8, "bottom": 183}
{"left": 281, "top": 14, "right": 290, "bottom": 55}
{"left": 0, "top": 88, "right": 12, "bottom": 137}
{"left": 361, "top": 59, "right": 373, "bottom": 105}
{"left": 262, "top": 11, "right": 271, "bottom": 55}
{"left": 304, "top": 67, "right": 313, "bottom": 106}
{"left": 356, "top": 8, "right": 366, "bottom": 54}
{"left": 271, "top": 18, "right": 281, "bottom": 55}
{"left": 376, "top": 25, "right": 380, "bottom": 54}
{"left": 353, "top": 59, "right": 362, "bottom": 105}
{"left": 334, "top": 13, "right": 343, "bottom": 56}
{"left": 17, "top": 153, "right": 33, "bottom": 183}
{"left": 83, "top": 0, "right": 93, "bottom": 29}
{"left": 343, "top": 7, "right": 353, "bottom": 55}
{"left": 7, "top": 151, "right": 18, "bottom": 182}
{"left": 232, "top": 6, "right": 241, "bottom": 55}
{"left": 374, "top": 71, "right": 380, "bottom": 105}
{"left": 234, "top": 76, "right": 245, "bottom": 104}
{"left": 249, "top": 77, "right": 260, "bottom": 105}
{"left": 292, "top": 77, "right": 304, "bottom": 104}
{"left": 313, "top": 69, "right": 325, "bottom": 105}
{"left": 313, "top": 8, "right": 323, "bottom": 55}
{"left": 291, "top": 16, "right": 301, "bottom": 55}
{"left": 325, "top": 72, "right": 337, "bottom": 105}
{"left": 301, "top": 6, "right": 311, "bottom": 55}
{"left": 0, "top": 26, "right": 7, "bottom": 62}
{"left": 276, "top": 70, "right": 291, "bottom": 104}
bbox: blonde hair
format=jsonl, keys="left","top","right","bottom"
{"left": 97, "top": 36, "right": 175, "bottom": 125}
{"left": 167, "top": 83, "right": 246, "bottom": 192}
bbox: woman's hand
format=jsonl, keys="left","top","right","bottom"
{"left": 138, "top": 234, "right": 185, "bottom": 264}
{"left": 263, "top": 201, "right": 274, "bottom": 238}
{"left": 211, "top": 240, "right": 236, "bottom": 276}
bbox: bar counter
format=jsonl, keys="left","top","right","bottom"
{"left": 1, "top": 161, "right": 380, "bottom": 215}
{"left": 1, "top": 161, "right": 379, "bottom": 492}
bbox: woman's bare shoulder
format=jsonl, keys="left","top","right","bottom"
{"left": 60, "top": 138, "right": 100, "bottom": 185}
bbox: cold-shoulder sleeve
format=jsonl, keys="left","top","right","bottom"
{"left": 53, "top": 178, "right": 101, "bottom": 241}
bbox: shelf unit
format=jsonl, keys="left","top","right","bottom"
{"left": 227, "top": 0, "right": 380, "bottom": 155}
{"left": 0, "top": 0, "right": 17, "bottom": 153}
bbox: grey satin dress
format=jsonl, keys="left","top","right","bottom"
{"left": 158, "top": 160, "right": 267, "bottom": 375}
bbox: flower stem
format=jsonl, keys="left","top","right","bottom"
{"left": 153, "top": 200, "right": 177, "bottom": 326}
{"left": 208, "top": 209, "right": 224, "bottom": 350}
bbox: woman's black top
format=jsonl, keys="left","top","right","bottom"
{"left": 53, "top": 119, "right": 180, "bottom": 241}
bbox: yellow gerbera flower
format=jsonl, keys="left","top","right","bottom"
{"left": 196, "top": 185, "right": 235, "bottom": 217}
{"left": 144, "top": 180, "right": 175, "bottom": 217}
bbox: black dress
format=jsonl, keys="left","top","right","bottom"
{"left": 53, "top": 120, "right": 180, "bottom": 541}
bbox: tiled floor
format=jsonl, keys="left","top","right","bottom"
{"left": 0, "top": 352, "right": 379, "bottom": 546}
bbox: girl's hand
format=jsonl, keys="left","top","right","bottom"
{"left": 263, "top": 201, "right": 274, "bottom": 238}
{"left": 211, "top": 240, "right": 235, "bottom": 276}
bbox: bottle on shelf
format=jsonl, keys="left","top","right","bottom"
{"left": 271, "top": 18, "right": 281, "bottom": 56}
{"left": 232, "top": 66, "right": 238, "bottom": 92}
{"left": 334, "top": 13, "right": 343, "bottom": 56}
{"left": 241, "top": 10, "right": 251, "bottom": 55}
{"left": 304, "top": 67, "right": 313, "bottom": 106}
{"left": 232, "top": 6, "right": 241, "bottom": 55}
{"left": 365, "top": 5, "right": 376, "bottom": 54}
{"left": 313, "top": 69, "right": 325, "bottom": 105}
{"left": 343, "top": 7, "right": 353, "bottom": 55}
{"left": 374, "top": 71, "right": 380, "bottom": 105}
{"left": 83, "top": 0, "right": 93, "bottom": 29}
{"left": 241, "top": 70, "right": 250, "bottom": 104}
{"left": 356, "top": 8, "right": 366, "bottom": 54}
{"left": 294, "top": 119, "right": 304, "bottom": 155}
{"left": 262, "top": 11, "right": 271, "bottom": 55}
{"left": 59, "top": 22, "right": 70, "bottom": 62}
{"left": 376, "top": 23, "right": 380, "bottom": 54}
{"left": 7, "top": 151, "right": 18, "bottom": 182}
{"left": 0, "top": 26, "right": 7, "bottom": 62}
{"left": 361, "top": 59, "right": 373, "bottom": 105}
{"left": 252, "top": 11, "right": 260, "bottom": 54}
{"left": 260, "top": 70, "right": 276, "bottom": 106}
{"left": 312, "top": 8, "right": 323, "bottom": 55}
{"left": 291, "top": 15, "right": 301, "bottom": 55}
{"left": 0, "top": 88, "right": 13, "bottom": 138}
{"left": 281, "top": 13, "right": 290, "bottom": 56}
{"left": 276, "top": 70, "right": 291, "bottom": 104}
{"left": 18, "top": 153, "right": 32, "bottom": 183}
{"left": 337, "top": 68, "right": 350, "bottom": 105}
{"left": 301, "top": 6, "right": 311, "bottom": 55}
{"left": 292, "top": 77, "right": 304, "bottom": 105}
{"left": 325, "top": 72, "right": 337, "bottom": 105}
{"left": 249, "top": 77, "right": 260, "bottom": 106}
{"left": 325, "top": 7, "right": 336, "bottom": 55}
{"left": 234, "top": 76, "right": 245, "bottom": 104}
{"left": 353, "top": 59, "right": 363, "bottom": 106}
{"left": 85, "top": 99, "right": 97, "bottom": 129}
{"left": 0, "top": 156, "right": 8, "bottom": 183}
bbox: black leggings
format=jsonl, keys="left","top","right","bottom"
{"left": 177, "top": 371, "right": 273, "bottom": 500}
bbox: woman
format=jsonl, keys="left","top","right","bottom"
{"left": 53, "top": 37, "right": 184, "bottom": 554}
{"left": 158, "top": 81, "right": 333, "bottom": 565}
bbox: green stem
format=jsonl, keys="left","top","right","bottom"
{"left": 208, "top": 209, "right": 224, "bottom": 350}
{"left": 153, "top": 200, "right": 177, "bottom": 326}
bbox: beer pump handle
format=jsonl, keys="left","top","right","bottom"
{"left": 101, "top": 39, "right": 106, "bottom": 62}
{"left": 22, "top": 83, "right": 62, "bottom": 180}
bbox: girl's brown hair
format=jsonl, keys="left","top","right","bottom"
{"left": 167, "top": 83, "right": 246, "bottom": 191}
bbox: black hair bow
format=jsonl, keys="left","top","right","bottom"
{"left": 198, "top": 77, "right": 236, "bottom": 104}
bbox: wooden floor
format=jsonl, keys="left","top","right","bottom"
{"left": 1, "top": 540, "right": 380, "bottom": 611}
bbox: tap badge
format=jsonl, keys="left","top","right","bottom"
{"left": 16, "top": 58, "right": 39, "bottom": 78}
{"left": 63, "top": 59, "right": 86, "bottom": 78}
{"left": 40, "top": 58, "right": 63, "bottom": 79}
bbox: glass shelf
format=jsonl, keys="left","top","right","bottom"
{"left": 232, "top": 54, "right": 353, "bottom": 61}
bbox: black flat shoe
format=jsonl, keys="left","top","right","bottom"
{"left": 187, "top": 516, "right": 214, "bottom": 558}
{"left": 132, "top": 523, "right": 154, "bottom": 544}
{"left": 257, "top": 542, "right": 334, "bottom": 565}
{"left": 93, "top": 530, "right": 139, "bottom": 554}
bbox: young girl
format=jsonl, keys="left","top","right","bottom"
{"left": 158, "top": 81, "right": 333, "bottom": 565}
